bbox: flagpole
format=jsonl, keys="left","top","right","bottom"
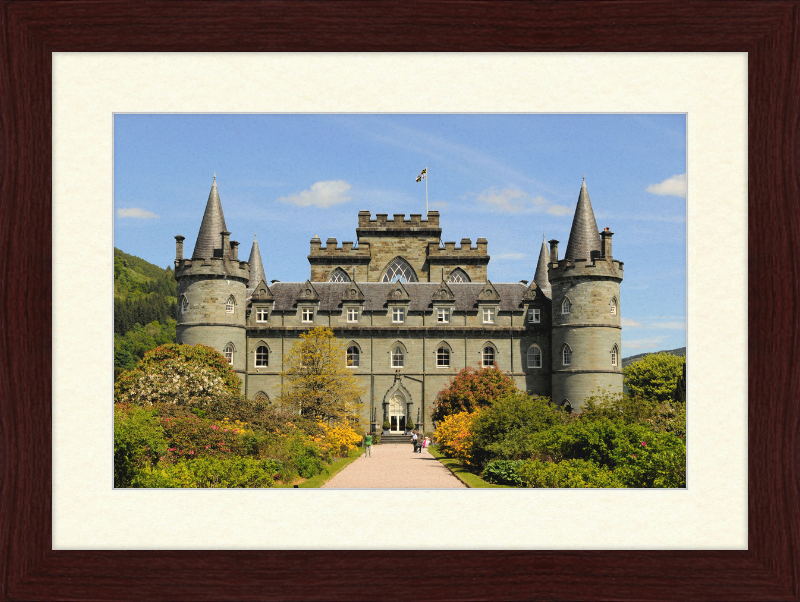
{"left": 425, "top": 165, "right": 428, "bottom": 215}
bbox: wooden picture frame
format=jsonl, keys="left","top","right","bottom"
{"left": 1, "top": 2, "right": 798, "bottom": 600}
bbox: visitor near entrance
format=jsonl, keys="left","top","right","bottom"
{"left": 364, "top": 432, "right": 372, "bottom": 457}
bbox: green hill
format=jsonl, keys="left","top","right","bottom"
{"left": 622, "top": 347, "right": 685, "bottom": 368}
{"left": 114, "top": 248, "right": 178, "bottom": 379}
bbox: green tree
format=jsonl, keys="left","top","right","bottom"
{"left": 431, "top": 365, "right": 519, "bottom": 422}
{"left": 623, "top": 352, "right": 686, "bottom": 404}
{"left": 279, "top": 327, "right": 366, "bottom": 422}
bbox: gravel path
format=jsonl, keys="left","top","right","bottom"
{"left": 322, "top": 443, "right": 466, "bottom": 489}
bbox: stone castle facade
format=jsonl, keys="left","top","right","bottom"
{"left": 174, "top": 175, "right": 624, "bottom": 433}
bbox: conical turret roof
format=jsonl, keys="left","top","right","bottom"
{"left": 564, "top": 177, "right": 601, "bottom": 261}
{"left": 247, "top": 234, "right": 266, "bottom": 289}
{"left": 533, "top": 233, "right": 551, "bottom": 298}
{"left": 192, "top": 175, "right": 228, "bottom": 260}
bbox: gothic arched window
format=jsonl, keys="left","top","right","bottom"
{"left": 447, "top": 268, "right": 471, "bottom": 283}
{"left": 611, "top": 345, "right": 618, "bottom": 367}
{"left": 226, "top": 295, "right": 235, "bottom": 314}
{"left": 254, "top": 391, "right": 269, "bottom": 403}
{"left": 482, "top": 345, "right": 496, "bottom": 367}
{"left": 562, "top": 344, "right": 572, "bottom": 366}
{"left": 347, "top": 345, "right": 360, "bottom": 368}
{"left": 527, "top": 344, "right": 542, "bottom": 369}
{"left": 381, "top": 257, "right": 418, "bottom": 283}
{"left": 436, "top": 345, "right": 450, "bottom": 367}
{"left": 329, "top": 268, "right": 351, "bottom": 283}
{"left": 224, "top": 343, "right": 235, "bottom": 365}
{"left": 610, "top": 297, "right": 618, "bottom": 315}
{"left": 255, "top": 345, "right": 269, "bottom": 367}
{"left": 391, "top": 345, "right": 405, "bottom": 368}
{"left": 180, "top": 295, "right": 188, "bottom": 314}
{"left": 562, "top": 297, "right": 571, "bottom": 314}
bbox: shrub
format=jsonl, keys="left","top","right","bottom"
{"left": 610, "top": 424, "right": 686, "bottom": 488}
{"left": 469, "top": 393, "right": 568, "bottom": 467}
{"left": 623, "top": 352, "right": 686, "bottom": 404}
{"left": 133, "top": 456, "right": 284, "bottom": 488}
{"left": 434, "top": 410, "right": 480, "bottom": 466}
{"left": 315, "top": 421, "right": 362, "bottom": 460}
{"left": 114, "top": 404, "right": 167, "bottom": 487}
{"left": 517, "top": 458, "right": 623, "bottom": 488}
{"left": 432, "top": 366, "right": 518, "bottom": 422}
{"left": 482, "top": 459, "right": 524, "bottom": 486}
{"left": 160, "top": 413, "right": 255, "bottom": 461}
{"left": 580, "top": 390, "right": 658, "bottom": 424}
{"left": 528, "top": 418, "right": 620, "bottom": 468}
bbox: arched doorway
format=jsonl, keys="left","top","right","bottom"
{"left": 389, "top": 393, "right": 406, "bottom": 433}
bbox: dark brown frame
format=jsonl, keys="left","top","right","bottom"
{"left": 1, "top": 2, "right": 798, "bottom": 600}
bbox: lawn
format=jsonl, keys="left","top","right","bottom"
{"left": 428, "top": 447, "right": 511, "bottom": 488}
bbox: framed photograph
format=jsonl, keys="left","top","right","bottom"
{"left": 2, "top": 2, "right": 798, "bottom": 600}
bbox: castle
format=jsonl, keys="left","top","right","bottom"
{"left": 173, "top": 175, "right": 624, "bottom": 433}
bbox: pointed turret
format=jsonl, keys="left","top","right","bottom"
{"left": 192, "top": 175, "right": 228, "bottom": 260}
{"left": 247, "top": 234, "right": 266, "bottom": 290}
{"left": 564, "top": 177, "right": 601, "bottom": 261}
{"left": 533, "top": 233, "right": 551, "bottom": 298}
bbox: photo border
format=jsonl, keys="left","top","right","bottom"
{"left": 2, "top": 2, "right": 798, "bottom": 599}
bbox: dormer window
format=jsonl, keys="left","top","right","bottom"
{"left": 437, "top": 308, "right": 450, "bottom": 323}
{"left": 226, "top": 296, "right": 235, "bottom": 313}
{"left": 392, "top": 307, "right": 405, "bottom": 323}
{"left": 347, "top": 307, "right": 359, "bottom": 323}
{"left": 527, "top": 308, "right": 540, "bottom": 323}
{"left": 256, "top": 308, "right": 268, "bottom": 322}
{"left": 562, "top": 298, "right": 571, "bottom": 314}
{"left": 483, "top": 308, "right": 495, "bottom": 324}
{"left": 302, "top": 308, "right": 314, "bottom": 323}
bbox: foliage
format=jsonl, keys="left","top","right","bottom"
{"left": 517, "top": 458, "right": 623, "bottom": 488}
{"left": 431, "top": 365, "right": 519, "bottom": 422}
{"left": 160, "top": 414, "right": 255, "bottom": 461}
{"left": 382, "top": 417, "right": 391, "bottom": 431}
{"left": 132, "top": 456, "right": 284, "bottom": 488}
{"left": 114, "top": 247, "right": 177, "bottom": 300}
{"left": 434, "top": 410, "right": 480, "bottom": 466}
{"left": 314, "top": 421, "right": 363, "bottom": 460}
{"left": 608, "top": 425, "right": 686, "bottom": 488}
{"left": 482, "top": 459, "right": 524, "bottom": 486}
{"left": 114, "top": 319, "right": 177, "bottom": 378}
{"left": 469, "top": 393, "right": 569, "bottom": 467}
{"left": 623, "top": 352, "right": 686, "bottom": 404}
{"left": 580, "top": 390, "right": 658, "bottom": 424}
{"left": 114, "top": 404, "right": 167, "bottom": 487}
{"left": 673, "top": 362, "right": 686, "bottom": 406}
{"left": 279, "top": 327, "right": 366, "bottom": 421}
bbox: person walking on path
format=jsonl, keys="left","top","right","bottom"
{"left": 364, "top": 432, "right": 373, "bottom": 457}
{"left": 411, "top": 430, "right": 420, "bottom": 453}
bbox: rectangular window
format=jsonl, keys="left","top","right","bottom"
{"left": 527, "top": 308, "right": 540, "bottom": 323}
{"left": 436, "top": 347, "right": 450, "bottom": 367}
{"left": 256, "top": 308, "right": 268, "bottom": 322}
{"left": 392, "top": 307, "right": 405, "bottom": 323}
{"left": 483, "top": 308, "right": 495, "bottom": 324}
{"left": 302, "top": 308, "right": 313, "bottom": 323}
{"left": 347, "top": 308, "right": 358, "bottom": 323}
{"left": 437, "top": 308, "right": 450, "bottom": 323}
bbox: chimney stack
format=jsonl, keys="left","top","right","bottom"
{"left": 175, "top": 235, "right": 185, "bottom": 260}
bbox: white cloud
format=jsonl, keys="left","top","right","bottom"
{"left": 646, "top": 173, "right": 687, "bottom": 198}
{"left": 623, "top": 336, "right": 667, "bottom": 351}
{"left": 650, "top": 321, "right": 686, "bottom": 330}
{"left": 621, "top": 317, "right": 641, "bottom": 327}
{"left": 429, "top": 201, "right": 449, "bottom": 209}
{"left": 277, "top": 180, "right": 352, "bottom": 208}
{"left": 117, "top": 207, "right": 159, "bottom": 219}
{"left": 495, "top": 252, "right": 528, "bottom": 260}
{"left": 476, "top": 188, "right": 571, "bottom": 215}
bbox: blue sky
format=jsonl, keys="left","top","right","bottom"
{"left": 114, "top": 114, "right": 686, "bottom": 356}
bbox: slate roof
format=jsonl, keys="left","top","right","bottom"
{"left": 192, "top": 176, "right": 228, "bottom": 260}
{"left": 247, "top": 235, "right": 266, "bottom": 290}
{"left": 268, "top": 282, "right": 535, "bottom": 312}
{"left": 564, "top": 178, "right": 601, "bottom": 261}
{"left": 533, "top": 234, "right": 552, "bottom": 298}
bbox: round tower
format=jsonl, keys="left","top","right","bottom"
{"left": 174, "top": 175, "right": 250, "bottom": 391}
{"left": 549, "top": 177, "right": 623, "bottom": 412}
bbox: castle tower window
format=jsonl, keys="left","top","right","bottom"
{"left": 391, "top": 346, "right": 405, "bottom": 368}
{"left": 329, "top": 268, "right": 351, "bottom": 283}
{"left": 437, "top": 345, "right": 450, "bottom": 367}
{"left": 226, "top": 295, "right": 235, "bottom": 314}
{"left": 347, "top": 307, "right": 359, "bottom": 323}
{"left": 483, "top": 308, "right": 495, "bottom": 324}
{"left": 437, "top": 308, "right": 450, "bottom": 323}
{"left": 447, "top": 268, "right": 470, "bottom": 283}
{"left": 346, "top": 345, "right": 360, "bottom": 368}
{"left": 181, "top": 296, "right": 188, "bottom": 314}
{"left": 224, "top": 343, "right": 234, "bottom": 365}
{"left": 562, "top": 344, "right": 572, "bottom": 366}
{"left": 255, "top": 345, "right": 269, "bottom": 367}
{"left": 611, "top": 297, "right": 617, "bottom": 315}
{"left": 611, "top": 345, "right": 618, "bottom": 367}
{"left": 392, "top": 307, "right": 405, "bottom": 323}
{"left": 382, "top": 257, "right": 418, "bottom": 283}
{"left": 527, "top": 345, "right": 542, "bottom": 369}
{"left": 482, "top": 345, "right": 495, "bottom": 367}
{"left": 562, "top": 297, "right": 571, "bottom": 314}
{"left": 527, "top": 308, "right": 540, "bottom": 323}
{"left": 256, "top": 308, "right": 268, "bottom": 322}
{"left": 302, "top": 308, "right": 314, "bottom": 323}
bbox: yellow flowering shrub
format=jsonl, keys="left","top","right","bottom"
{"left": 434, "top": 410, "right": 480, "bottom": 466}
{"left": 315, "top": 421, "right": 363, "bottom": 460}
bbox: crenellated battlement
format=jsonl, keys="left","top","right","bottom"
{"left": 174, "top": 257, "right": 251, "bottom": 282}
{"left": 548, "top": 256, "right": 624, "bottom": 281}
{"left": 309, "top": 236, "right": 371, "bottom": 259}
{"left": 428, "top": 237, "right": 488, "bottom": 257}
{"left": 357, "top": 210, "right": 440, "bottom": 229}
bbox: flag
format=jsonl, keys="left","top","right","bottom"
{"left": 416, "top": 168, "right": 427, "bottom": 182}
